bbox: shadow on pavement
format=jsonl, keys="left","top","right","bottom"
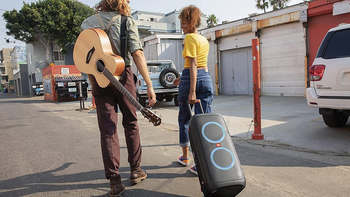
{"left": 0, "top": 162, "right": 194, "bottom": 197}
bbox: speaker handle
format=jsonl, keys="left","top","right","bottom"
{"left": 187, "top": 99, "right": 204, "bottom": 117}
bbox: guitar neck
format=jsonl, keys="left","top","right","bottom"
{"left": 97, "top": 62, "right": 143, "bottom": 111}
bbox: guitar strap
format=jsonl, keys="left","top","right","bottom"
{"left": 96, "top": 14, "right": 136, "bottom": 84}
{"left": 96, "top": 14, "right": 127, "bottom": 62}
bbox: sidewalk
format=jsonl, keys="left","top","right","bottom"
{"left": 148, "top": 95, "right": 350, "bottom": 156}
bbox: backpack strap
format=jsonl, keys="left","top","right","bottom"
{"left": 120, "top": 15, "right": 127, "bottom": 62}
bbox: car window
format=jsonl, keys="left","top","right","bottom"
{"left": 324, "top": 29, "right": 350, "bottom": 59}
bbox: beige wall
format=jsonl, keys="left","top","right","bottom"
{"left": 6, "top": 62, "right": 14, "bottom": 80}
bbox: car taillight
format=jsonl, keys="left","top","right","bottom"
{"left": 309, "top": 64, "right": 325, "bottom": 81}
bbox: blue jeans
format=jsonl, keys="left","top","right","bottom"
{"left": 178, "top": 69, "right": 214, "bottom": 147}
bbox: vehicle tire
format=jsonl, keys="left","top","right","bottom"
{"left": 156, "top": 94, "right": 165, "bottom": 102}
{"left": 322, "top": 111, "right": 349, "bottom": 127}
{"left": 138, "top": 96, "right": 146, "bottom": 107}
{"left": 159, "top": 68, "right": 180, "bottom": 89}
{"left": 174, "top": 95, "right": 179, "bottom": 106}
{"left": 165, "top": 95, "right": 173, "bottom": 102}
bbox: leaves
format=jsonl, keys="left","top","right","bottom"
{"left": 270, "top": 0, "right": 291, "bottom": 10}
{"left": 256, "top": 0, "right": 269, "bottom": 13}
{"left": 207, "top": 14, "right": 218, "bottom": 28}
{"left": 255, "top": 0, "right": 291, "bottom": 12}
{"left": 2, "top": 0, "right": 94, "bottom": 53}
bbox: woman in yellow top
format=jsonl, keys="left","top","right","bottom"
{"left": 173, "top": 5, "right": 214, "bottom": 175}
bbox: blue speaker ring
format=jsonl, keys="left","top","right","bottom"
{"left": 201, "top": 122, "right": 225, "bottom": 144}
{"left": 210, "top": 147, "right": 235, "bottom": 170}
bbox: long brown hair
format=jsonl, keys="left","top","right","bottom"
{"left": 178, "top": 5, "right": 202, "bottom": 30}
{"left": 95, "top": 0, "right": 131, "bottom": 16}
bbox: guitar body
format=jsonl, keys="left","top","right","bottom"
{"left": 73, "top": 28, "right": 162, "bottom": 126}
{"left": 73, "top": 28, "right": 125, "bottom": 88}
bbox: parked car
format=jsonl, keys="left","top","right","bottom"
{"left": 306, "top": 23, "right": 350, "bottom": 127}
{"left": 137, "top": 60, "right": 180, "bottom": 107}
{"left": 31, "top": 82, "right": 44, "bottom": 96}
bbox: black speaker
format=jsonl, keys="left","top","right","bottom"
{"left": 189, "top": 113, "right": 246, "bottom": 197}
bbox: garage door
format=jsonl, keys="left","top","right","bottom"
{"left": 220, "top": 47, "right": 253, "bottom": 95}
{"left": 260, "top": 22, "right": 306, "bottom": 96}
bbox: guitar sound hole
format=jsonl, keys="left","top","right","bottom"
{"left": 97, "top": 60, "right": 105, "bottom": 73}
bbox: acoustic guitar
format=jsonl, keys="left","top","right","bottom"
{"left": 73, "top": 28, "right": 161, "bottom": 126}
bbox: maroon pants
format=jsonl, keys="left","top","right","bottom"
{"left": 90, "top": 67, "right": 141, "bottom": 179}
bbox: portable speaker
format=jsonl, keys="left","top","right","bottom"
{"left": 189, "top": 110, "right": 246, "bottom": 197}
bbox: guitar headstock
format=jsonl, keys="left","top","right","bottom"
{"left": 141, "top": 108, "right": 162, "bottom": 126}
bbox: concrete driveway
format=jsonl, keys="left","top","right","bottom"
{"left": 153, "top": 95, "right": 350, "bottom": 156}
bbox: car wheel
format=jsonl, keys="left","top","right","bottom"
{"left": 159, "top": 68, "right": 180, "bottom": 89}
{"left": 138, "top": 96, "right": 146, "bottom": 107}
{"left": 322, "top": 111, "right": 349, "bottom": 127}
{"left": 165, "top": 95, "right": 173, "bottom": 102}
{"left": 174, "top": 95, "right": 179, "bottom": 106}
{"left": 156, "top": 94, "right": 165, "bottom": 102}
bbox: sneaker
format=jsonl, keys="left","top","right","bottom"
{"left": 190, "top": 165, "right": 198, "bottom": 175}
{"left": 177, "top": 154, "right": 190, "bottom": 166}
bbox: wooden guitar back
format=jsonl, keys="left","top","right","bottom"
{"left": 73, "top": 28, "right": 125, "bottom": 88}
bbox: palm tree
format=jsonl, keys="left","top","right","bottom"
{"left": 270, "top": 0, "right": 291, "bottom": 10}
{"left": 256, "top": 0, "right": 269, "bottom": 13}
{"left": 207, "top": 14, "right": 218, "bottom": 28}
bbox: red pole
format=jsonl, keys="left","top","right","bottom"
{"left": 252, "top": 39, "right": 264, "bottom": 140}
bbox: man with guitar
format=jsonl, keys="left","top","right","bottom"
{"left": 80, "top": 0, "right": 156, "bottom": 196}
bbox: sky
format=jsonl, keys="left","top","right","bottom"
{"left": 0, "top": 0, "right": 305, "bottom": 49}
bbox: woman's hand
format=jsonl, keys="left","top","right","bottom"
{"left": 188, "top": 92, "right": 196, "bottom": 104}
{"left": 173, "top": 77, "right": 181, "bottom": 86}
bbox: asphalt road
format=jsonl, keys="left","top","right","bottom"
{"left": 0, "top": 93, "right": 350, "bottom": 197}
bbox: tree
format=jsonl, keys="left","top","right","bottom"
{"left": 270, "top": 0, "right": 291, "bottom": 10}
{"left": 256, "top": 0, "right": 269, "bottom": 13}
{"left": 207, "top": 14, "right": 218, "bottom": 28}
{"left": 3, "top": 0, "right": 94, "bottom": 62}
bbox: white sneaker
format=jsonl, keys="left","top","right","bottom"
{"left": 177, "top": 154, "right": 190, "bottom": 166}
{"left": 190, "top": 165, "right": 198, "bottom": 175}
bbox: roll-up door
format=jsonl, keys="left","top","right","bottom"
{"left": 159, "top": 39, "right": 185, "bottom": 71}
{"left": 220, "top": 48, "right": 253, "bottom": 95}
{"left": 260, "top": 22, "right": 306, "bottom": 96}
{"left": 218, "top": 32, "right": 255, "bottom": 95}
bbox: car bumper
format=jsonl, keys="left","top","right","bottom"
{"left": 138, "top": 88, "right": 179, "bottom": 96}
{"left": 306, "top": 87, "right": 350, "bottom": 110}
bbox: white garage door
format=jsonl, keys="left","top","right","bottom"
{"left": 260, "top": 22, "right": 306, "bottom": 96}
{"left": 221, "top": 48, "right": 253, "bottom": 95}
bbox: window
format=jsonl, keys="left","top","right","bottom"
{"left": 54, "top": 51, "right": 65, "bottom": 61}
{"left": 28, "top": 52, "right": 32, "bottom": 64}
{"left": 324, "top": 29, "right": 350, "bottom": 59}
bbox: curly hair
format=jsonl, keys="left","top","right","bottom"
{"left": 178, "top": 5, "right": 202, "bottom": 30}
{"left": 95, "top": 0, "right": 131, "bottom": 16}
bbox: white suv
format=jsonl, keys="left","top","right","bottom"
{"left": 306, "top": 23, "right": 350, "bottom": 127}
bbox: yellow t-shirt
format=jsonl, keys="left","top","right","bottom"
{"left": 183, "top": 33, "right": 209, "bottom": 68}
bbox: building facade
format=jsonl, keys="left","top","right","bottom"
{"left": 132, "top": 10, "right": 207, "bottom": 38}
{"left": 0, "top": 48, "right": 13, "bottom": 92}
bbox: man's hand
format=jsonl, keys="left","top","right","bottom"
{"left": 147, "top": 87, "right": 156, "bottom": 107}
{"left": 173, "top": 77, "right": 181, "bottom": 86}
